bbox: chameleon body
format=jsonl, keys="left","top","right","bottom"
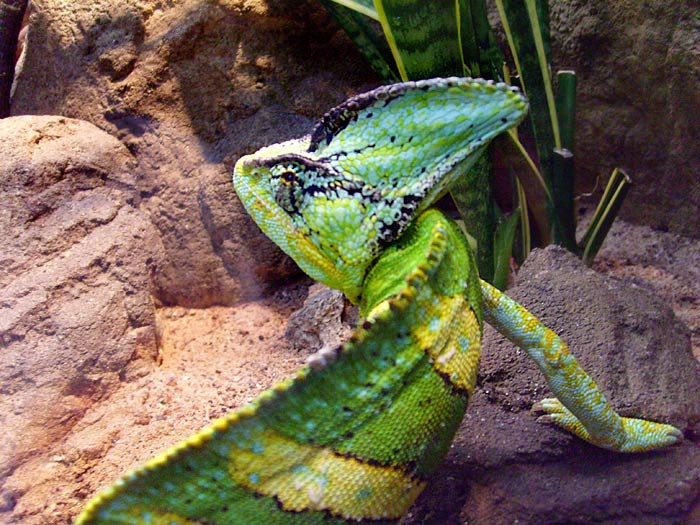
{"left": 75, "top": 78, "right": 682, "bottom": 525}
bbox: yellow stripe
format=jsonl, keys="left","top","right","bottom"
{"left": 411, "top": 294, "right": 481, "bottom": 393}
{"left": 228, "top": 430, "right": 425, "bottom": 520}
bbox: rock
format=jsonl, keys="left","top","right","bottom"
{"left": 404, "top": 246, "right": 700, "bottom": 524}
{"left": 285, "top": 283, "right": 357, "bottom": 353}
{"left": 0, "top": 115, "right": 164, "bottom": 482}
{"left": 593, "top": 217, "right": 700, "bottom": 360}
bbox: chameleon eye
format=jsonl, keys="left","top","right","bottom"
{"left": 281, "top": 170, "right": 298, "bottom": 184}
{"left": 271, "top": 167, "right": 304, "bottom": 214}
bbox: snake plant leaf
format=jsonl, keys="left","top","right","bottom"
{"left": 579, "top": 168, "right": 631, "bottom": 265}
{"left": 551, "top": 148, "right": 576, "bottom": 252}
{"left": 451, "top": 146, "right": 495, "bottom": 280}
{"left": 495, "top": 0, "right": 569, "bottom": 248}
{"left": 375, "top": 0, "right": 465, "bottom": 80}
{"left": 492, "top": 204, "right": 520, "bottom": 290}
{"left": 556, "top": 70, "right": 576, "bottom": 151}
{"left": 317, "top": 0, "right": 399, "bottom": 81}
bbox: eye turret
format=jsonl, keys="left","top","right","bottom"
{"left": 270, "top": 164, "right": 304, "bottom": 214}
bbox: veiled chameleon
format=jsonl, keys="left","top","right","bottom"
{"left": 75, "top": 78, "right": 682, "bottom": 525}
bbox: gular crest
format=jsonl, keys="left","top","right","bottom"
{"left": 234, "top": 77, "right": 528, "bottom": 302}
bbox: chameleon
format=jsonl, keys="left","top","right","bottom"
{"left": 74, "top": 77, "right": 683, "bottom": 525}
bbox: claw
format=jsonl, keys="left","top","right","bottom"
{"left": 531, "top": 397, "right": 562, "bottom": 414}
{"left": 666, "top": 426, "right": 684, "bottom": 444}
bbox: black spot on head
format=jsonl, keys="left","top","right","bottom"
{"left": 366, "top": 112, "right": 374, "bottom": 118}
{"left": 403, "top": 194, "right": 422, "bottom": 206}
{"left": 342, "top": 406, "right": 352, "bottom": 413}
{"left": 419, "top": 396, "right": 434, "bottom": 407}
{"left": 303, "top": 184, "right": 324, "bottom": 197}
{"left": 501, "top": 117, "right": 508, "bottom": 123}
{"left": 221, "top": 505, "right": 229, "bottom": 512}
{"left": 362, "top": 320, "right": 373, "bottom": 330}
{"left": 390, "top": 135, "right": 396, "bottom": 143}
{"left": 344, "top": 432, "right": 354, "bottom": 439}
{"left": 378, "top": 218, "right": 404, "bottom": 247}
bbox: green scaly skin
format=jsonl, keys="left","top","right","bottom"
{"left": 74, "top": 78, "right": 682, "bottom": 525}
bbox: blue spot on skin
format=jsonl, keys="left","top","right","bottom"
{"left": 458, "top": 336, "right": 470, "bottom": 351}
{"left": 429, "top": 317, "right": 441, "bottom": 332}
{"left": 251, "top": 442, "right": 264, "bottom": 454}
{"left": 248, "top": 473, "right": 260, "bottom": 484}
{"left": 356, "top": 487, "right": 372, "bottom": 499}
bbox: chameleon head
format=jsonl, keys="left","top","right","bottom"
{"left": 234, "top": 78, "right": 528, "bottom": 303}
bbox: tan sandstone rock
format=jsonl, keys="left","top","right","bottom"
{"left": 0, "top": 115, "right": 164, "bottom": 487}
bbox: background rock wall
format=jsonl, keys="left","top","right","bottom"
{"left": 549, "top": 1, "right": 700, "bottom": 237}
{"left": 9, "top": 1, "right": 699, "bottom": 311}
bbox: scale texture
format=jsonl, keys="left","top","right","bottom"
{"left": 75, "top": 78, "right": 682, "bottom": 525}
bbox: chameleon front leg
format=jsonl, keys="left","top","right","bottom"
{"left": 479, "top": 279, "right": 683, "bottom": 452}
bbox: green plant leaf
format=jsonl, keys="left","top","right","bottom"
{"left": 456, "top": 0, "right": 505, "bottom": 79}
{"left": 514, "top": 174, "right": 530, "bottom": 263}
{"left": 492, "top": 205, "right": 520, "bottom": 290}
{"left": 451, "top": 147, "right": 495, "bottom": 280}
{"left": 548, "top": 70, "right": 578, "bottom": 250}
{"left": 556, "top": 70, "right": 576, "bottom": 151}
{"left": 374, "top": 0, "right": 463, "bottom": 80}
{"left": 318, "top": 0, "right": 399, "bottom": 81}
{"left": 495, "top": 0, "right": 565, "bottom": 246}
{"left": 551, "top": 148, "right": 576, "bottom": 251}
{"left": 330, "top": 0, "right": 379, "bottom": 20}
{"left": 580, "top": 168, "right": 631, "bottom": 265}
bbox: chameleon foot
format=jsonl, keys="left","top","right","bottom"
{"left": 533, "top": 397, "right": 683, "bottom": 453}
